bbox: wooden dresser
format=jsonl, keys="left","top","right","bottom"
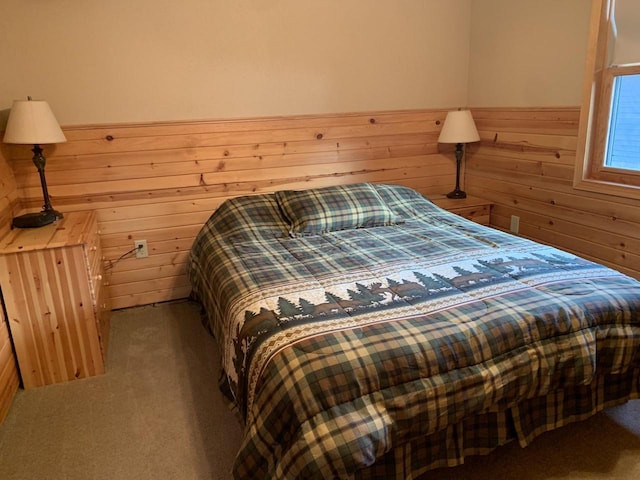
{"left": 429, "top": 194, "right": 492, "bottom": 225}
{"left": 0, "top": 211, "right": 110, "bottom": 388}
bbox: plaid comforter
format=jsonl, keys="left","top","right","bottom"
{"left": 187, "top": 184, "right": 640, "bottom": 480}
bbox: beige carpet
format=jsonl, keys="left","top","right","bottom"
{"left": 0, "top": 300, "right": 638, "bottom": 479}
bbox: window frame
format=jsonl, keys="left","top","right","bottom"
{"left": 574, "top": 0, "right": 640, "bottom": 199}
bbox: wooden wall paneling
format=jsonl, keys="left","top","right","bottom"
{"left": 13, "top": 142, "right": 434, "bottom": 187}
{"left": 7, "top": 109, "right": 454, "bottom": 310}
{"left": 466, "top": 107, "right": 640, "bottom": 281}
{"left": 17, "top": 152, "right": 446, "bottom": 202}
{"left": 9, "top": 115, "right": 441, "bottom": 161}
{"left": 468, "top": 162, "right": 640, "bottom": 232}
{"left": 99, "top": 224, "right": 202, "bottom": 249}
{"left": 109, "top": 286, "right": 193, "bottom": 311}
{"left": 489, "top": 204, "right": 640, "bottom": 278}
{"left": 471, "top": 151, "right": 575, "bottom": 181}
{"left": 107, "top": 262, "right": 187, "bottom": 288}
{"left": 0, "top": 194, "right": 19, "bottom": 242}
{"left": 11, "top": 135, "right": 437, "bottom": 184}
{"left": 1, "top": 148, "right": 21, "bottom": 238}
{"left": 106, "top": 253, "right": 191, "bottom": 310}
{"left": 0, "top": 146, "right": 21, "bottom": 424}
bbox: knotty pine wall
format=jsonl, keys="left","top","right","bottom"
{"left": 466, "top": 107, "right": 640, "bottom": 281}
{"left": 7, "top": 109, "right": 454, "bottom": 310}
{"left": 0, "top": 148, "right": 21, "bottom": 423}
{"left": 0, "top": 148, "right": 20, "bottom": 239}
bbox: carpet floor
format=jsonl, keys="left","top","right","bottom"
{"left": 0, "top": 300, "right": 638, "bottom": 479}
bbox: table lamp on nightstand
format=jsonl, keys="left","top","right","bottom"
{"left": 3, "top": 97, "right": 67, "bottom": 228}
{"left": 438, "top": 109, "right": 480, "bottom": 199}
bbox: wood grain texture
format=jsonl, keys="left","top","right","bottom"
{"left": 6, "top": 109, "right": 455, "bottom": 310}
{"left": 0, "top": 212, "right": 109, "bottom": 388}
{"left": 429, "top": 194, "right": 492, "bottom": 225}
{"left": 0, "top": 146, "right": 20, "bottom": 423}
{"left": 466, "top": 107, "right": 640, "bottom": 280}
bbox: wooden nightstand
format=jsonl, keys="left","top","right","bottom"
{"left": 0, "top": 211, "right": 111, "bottom": 388}
{"left": 428, "top": 194, "right": 492, "bottom": 225}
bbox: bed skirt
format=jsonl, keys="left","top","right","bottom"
{"left": 354, "top": 369, "right": 640, "bottom": 480}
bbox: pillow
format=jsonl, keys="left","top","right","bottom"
{"left": 275, "top": 183, "right": 401, "bottom": 236}
{"left": 206, "top": 194, "right": 290, "bottom": 241}
{"left": 372, "top": 183, "right": 441, "bottom": 219}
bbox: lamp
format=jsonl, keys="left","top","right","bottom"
{"left": 3, "top": 97, "right": 67, "bottom": 228}
{"left": 438, "top": 109, "right": 480, "bottom": 199}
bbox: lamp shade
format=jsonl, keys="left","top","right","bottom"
{"left": 3, "top": 99, "right": 66, "bottom": 145}
{"left": 438, "top": 110, "right": 480, "bottom": 144}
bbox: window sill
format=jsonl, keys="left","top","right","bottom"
{"left": 573, "top": 176, "right": 640, "bottom": 201}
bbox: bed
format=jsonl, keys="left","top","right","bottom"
{"left": 187, "top": 182, "right": 640, "bottom": 479}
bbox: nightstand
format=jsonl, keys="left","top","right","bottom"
{"left": 0, "top": 211, "right": 111, "bottom": 388}
{"left": 428, "top": 194, "right": 492, "bottom": 225}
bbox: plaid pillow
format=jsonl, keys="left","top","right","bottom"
{"left": 207, "top": 194, "right": 290, "bottom": 241}
{"left": 275, "top": 183, "right": 401, "bottom": 236}
{"left": 372, "top": 183, "right": 441, "bottom": 219}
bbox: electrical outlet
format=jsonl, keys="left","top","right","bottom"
{"left": 510, "top": 215, "right": 520, "bottom": 234}
{"left": 134, "top": 240, "right": 148, "bottom": 258}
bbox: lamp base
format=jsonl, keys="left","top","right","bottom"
{"left": 446, "top": 189, "right": 467, "bottom": 199}
{"left": 12, "top": 210, "right": 63, "bottom": 229}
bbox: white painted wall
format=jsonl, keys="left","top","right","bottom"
{"left": 0, "top": 0, "right": 594, "bottom": 125}
{"left": 0, "top": 0, "right": 471, "bottom": 125}
{"left": 467, "top": 0, "right": 592, "bottom": 107}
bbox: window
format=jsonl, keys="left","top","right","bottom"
{"left": 575, "top": 0, "right": 640, "bottom": 198}
{"left": 605, "top": 72, "right": 640, "bottom": 171}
